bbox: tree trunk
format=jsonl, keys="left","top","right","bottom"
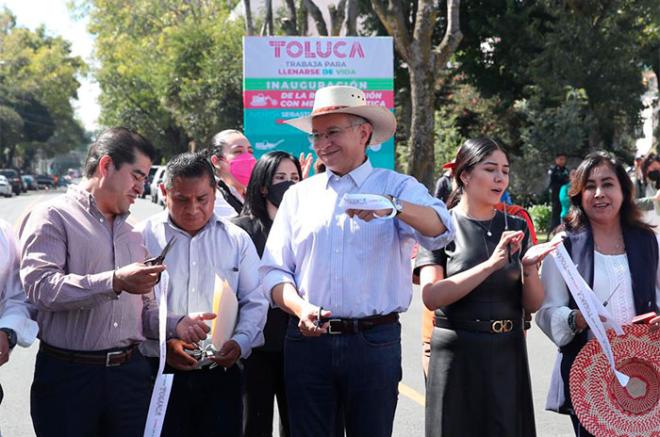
{"left": 408, "top": 66, "right": 436, "bottom": 187}
{"left": 371, "top": 0, "right": 462, "bottom": 185}
{"left": 298, "top": 0, "right": 309, "bottom": 35}
{"left": 344, "top": 0, "right": 358, "bottom": 36}
{"left": 261, "top": 0, "right": 274, "bottom": 36}
{"left": 329, "top": 0, "right": 346, "bottom": 36}
{"left": 304, "top": 0, "right": 328, "bottom": 36}
{"left": 282, "top": 0, "right": 298, "bottom": 35}
{"left": 243, "top": 0, "right": 254, "bottom": 35}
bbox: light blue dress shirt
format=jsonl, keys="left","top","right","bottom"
{"left": 139, "top": 211, "right": 268, "bottom": 359}
{"left": 260, "top": 159, "right": 454, "bottom": 318}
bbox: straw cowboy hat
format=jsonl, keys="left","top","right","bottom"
{"left": 283, "top": 85, "right": 396, "bottom": 145}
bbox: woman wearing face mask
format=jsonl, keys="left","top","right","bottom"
{"left": 231, "top": 151, "right": 302, "bottom": 437}
{"left": 633, "top": 152, "right": 660, "bottom": 229}
{"left": 207, "top": 130, "right": 257, "bottom": 217}
{"left": 415, "top": 138, "right": 559, "bottom": 437}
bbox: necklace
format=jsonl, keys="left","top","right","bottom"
{"left": 594, "top": 237, "right": 625, "bottom": 255}
{"left": 464, "top": 209, "right": 497, "bottom": 237}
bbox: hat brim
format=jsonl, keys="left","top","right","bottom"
{"left": 283, "top": 106, "right": 396, "bottom": 146}
{"left": 570, "top": 324, "right": 660, "bottom": 437}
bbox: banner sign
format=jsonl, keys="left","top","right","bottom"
{"left": 243, "top": 36, "right": 395, "bottom": 169}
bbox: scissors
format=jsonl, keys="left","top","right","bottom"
{"left": 145, "top": 236, "right": 176, "bottom": 266}
{"left": 144, "top": 236, "right": 176, "bottom": 285}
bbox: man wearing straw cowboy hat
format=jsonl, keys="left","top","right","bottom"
{"left": 260, "top": 85, "right": 454, "bottom": 436}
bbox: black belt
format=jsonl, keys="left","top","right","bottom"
{"left": 310, "top": 313, "right": 399, "bottom": 335}
{"left": 39, "top": 342, "right": 137, "bottom": 367}
{"left": 434, "top": 317, "right": 523, "bottom": 334}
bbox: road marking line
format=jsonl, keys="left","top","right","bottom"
{"left": 399, "top": 382, "right": 425, "bottom": 406}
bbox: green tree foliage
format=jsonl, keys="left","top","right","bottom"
{"left": 83, "top": 0, "right": 244, "bottom": 158}
{"left": 0, "top": 8, "right": 86, "bottom": 168}
{"left": 439, "top": 0, "right": 659, "bottom": 199}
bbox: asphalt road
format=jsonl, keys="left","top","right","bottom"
{"left": 0, "top": 190, "right": 573, "bottom": 436}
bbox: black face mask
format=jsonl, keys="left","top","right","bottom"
{"left": 266, "top": 180, "right": 296, "bottom": 208}
{"left": 648, "top": 170, "right": 660, "bottom": 189}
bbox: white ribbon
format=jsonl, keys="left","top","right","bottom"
{"left": 550, "top": 244, "right": 629, "bottom": 387}
{"left": 144, "top": 273, "right": 174, "bottom": 437}
{"left": 338, "top": 194, "right": 397, "bottom": 220}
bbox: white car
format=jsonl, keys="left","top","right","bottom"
{"left": 156, "top": 169, "right": 167, "bottom": 207}
{"left": 0, "top": 175, "right": 12, "bottom": 197}
{"left": 149, "top": 166, "right": 166, "bottom": 204}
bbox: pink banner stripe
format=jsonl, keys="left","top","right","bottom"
{"left": 243, "top": 90, "right": 394, "bottom": 109}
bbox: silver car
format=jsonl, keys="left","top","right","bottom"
{"left": 0, "top": 175, "right": 12, "bottom": 197}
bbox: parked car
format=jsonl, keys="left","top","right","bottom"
{"left": 150, "top": 166, "right": 166, "bottom": 203}
{"left": 35, "top": 174, "right": 55, "bottom": 189}
{"left": 156, "top": 169, "right": 167, "bottom": 207}
{"left": 142, "top": 165, "right": 160, "bottom": 198}
{"left": 0, "top": 175, "right": 12, "bottom": 197}
{"left": 21, "top": 174, "right": 37, "bottom": 190}
{"left": 0, "top": 169, "right": 22, "bottom": 195}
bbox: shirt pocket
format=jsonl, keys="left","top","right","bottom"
{"left": 348, "top": 217, "right": 396, "bottom": 255}
{"left": 214, "top": 266, "right": 240, "bottom": 298}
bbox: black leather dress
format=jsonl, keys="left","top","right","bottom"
{"left": 415, "top": 210, "right": 536, "bottom": 437}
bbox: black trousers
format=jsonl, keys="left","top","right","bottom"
{"left": 570, "top": 413, "right": 595, "bottom": 437}
{"left": 158, "top": 362, "right": 243, "bottom": 437}
{"left": 243, "top": 349, "right": 289, "bottom": 437}
{"left": 31, "top": 348, "right": 152, "bottom": 437}
{"left": 550, "top": 196, "right": 562, "bottom": 232}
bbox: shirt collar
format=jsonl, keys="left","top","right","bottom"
{"left": 160, "top": 210, "right": 225, "bottom": 235}
{"left": 325, "top": 158, "right": 373, "bottom": 188}
{"left": 68, "top": 183, "right": 129, "bottom": 221}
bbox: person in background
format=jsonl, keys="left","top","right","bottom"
{"left": 0, "top": 219, "right": 39, "bottom": 421}
{"left": 433, "top": 161, "right": 454, "bottom": 203}
{"left": 633, "top": 152, "right": 660, "bottom": 229}
{"left": 231, "top": 151, "right": 302, "bottom": 437}
{"left": 548, "top": 152, "right": 570, "bottom": 234}
{"left": 20, "top": 128, "right": 207, "bottom": 436}
{"left": 559, "top": 169, "right": 577, "bottom": 222}
{"left": 140, "top": 152, "right": 268, "bottom": 437}
{"left": 205, "top": 129, "right": 257, "bottom": 217}
{"left": 537, "top": 151, "right": 660, "bottom": 436}
{"left": 417, "top": 138, "right": 557, "bottom": 437}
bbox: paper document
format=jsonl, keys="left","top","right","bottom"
{"left": 211, "top": 275, "right": 238, "bottom": 350}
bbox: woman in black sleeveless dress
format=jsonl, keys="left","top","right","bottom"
{"left": 415, "top": 138, "right": 558, "bottom": 437}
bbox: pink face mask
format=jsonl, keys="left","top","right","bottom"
{"left": 230, "top": 152, "right": 257, "bottom": 187}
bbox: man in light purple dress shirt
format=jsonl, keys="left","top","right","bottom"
{"left": 260, "top": 86, "right": 455, "bottom": 437}
{"left": 20, "top": 128, "right": 209, "bottom": 437}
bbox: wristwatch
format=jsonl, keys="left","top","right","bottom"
{"left": 389, "top": 195, "right": 404, "bottom": 216}
{"left": 0, "top": 328, "right": 17, "bottom": 349}
{"left": 567, "top": 310, "right": 580, "bottom": 335}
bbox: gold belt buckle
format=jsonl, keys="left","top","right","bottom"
{"left": 491, "top": 320, "right": 513, "bottom": 334}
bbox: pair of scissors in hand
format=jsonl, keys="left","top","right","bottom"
{"left": 144, "top": 236, "right": 176, "bottom": 282}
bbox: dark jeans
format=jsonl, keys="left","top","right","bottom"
{"left": 31, "top": 348, "right": 152, "bottom": 437}
{"left": 243, "top": 350, "right": 289, "bottom": 437}
{"left": 284, "top": 319, "right": 402, "bottom": 437}
{"left": 550, "top": 196, "right": 562, "bottom": 233}
{"left": 160, "top": 363, "right": 243, "bottom": 437}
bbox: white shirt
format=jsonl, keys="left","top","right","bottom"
{"left": 537, "top": 234, "right": 660, "bottom": 347}
{"left": 213, "top": 190, "right": 238, "bottom": 219}
{"left": 139, "top": 212, "right": 268, "bottom": 358}
{"left": 0, "top": 219, "right": 38, "bottom": 347}
{"left": 260, "top": 159, "right": 454, "bottom": 318}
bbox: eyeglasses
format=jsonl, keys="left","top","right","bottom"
{"left": 307, "top": 122, "right": 364, "bottom": 145}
